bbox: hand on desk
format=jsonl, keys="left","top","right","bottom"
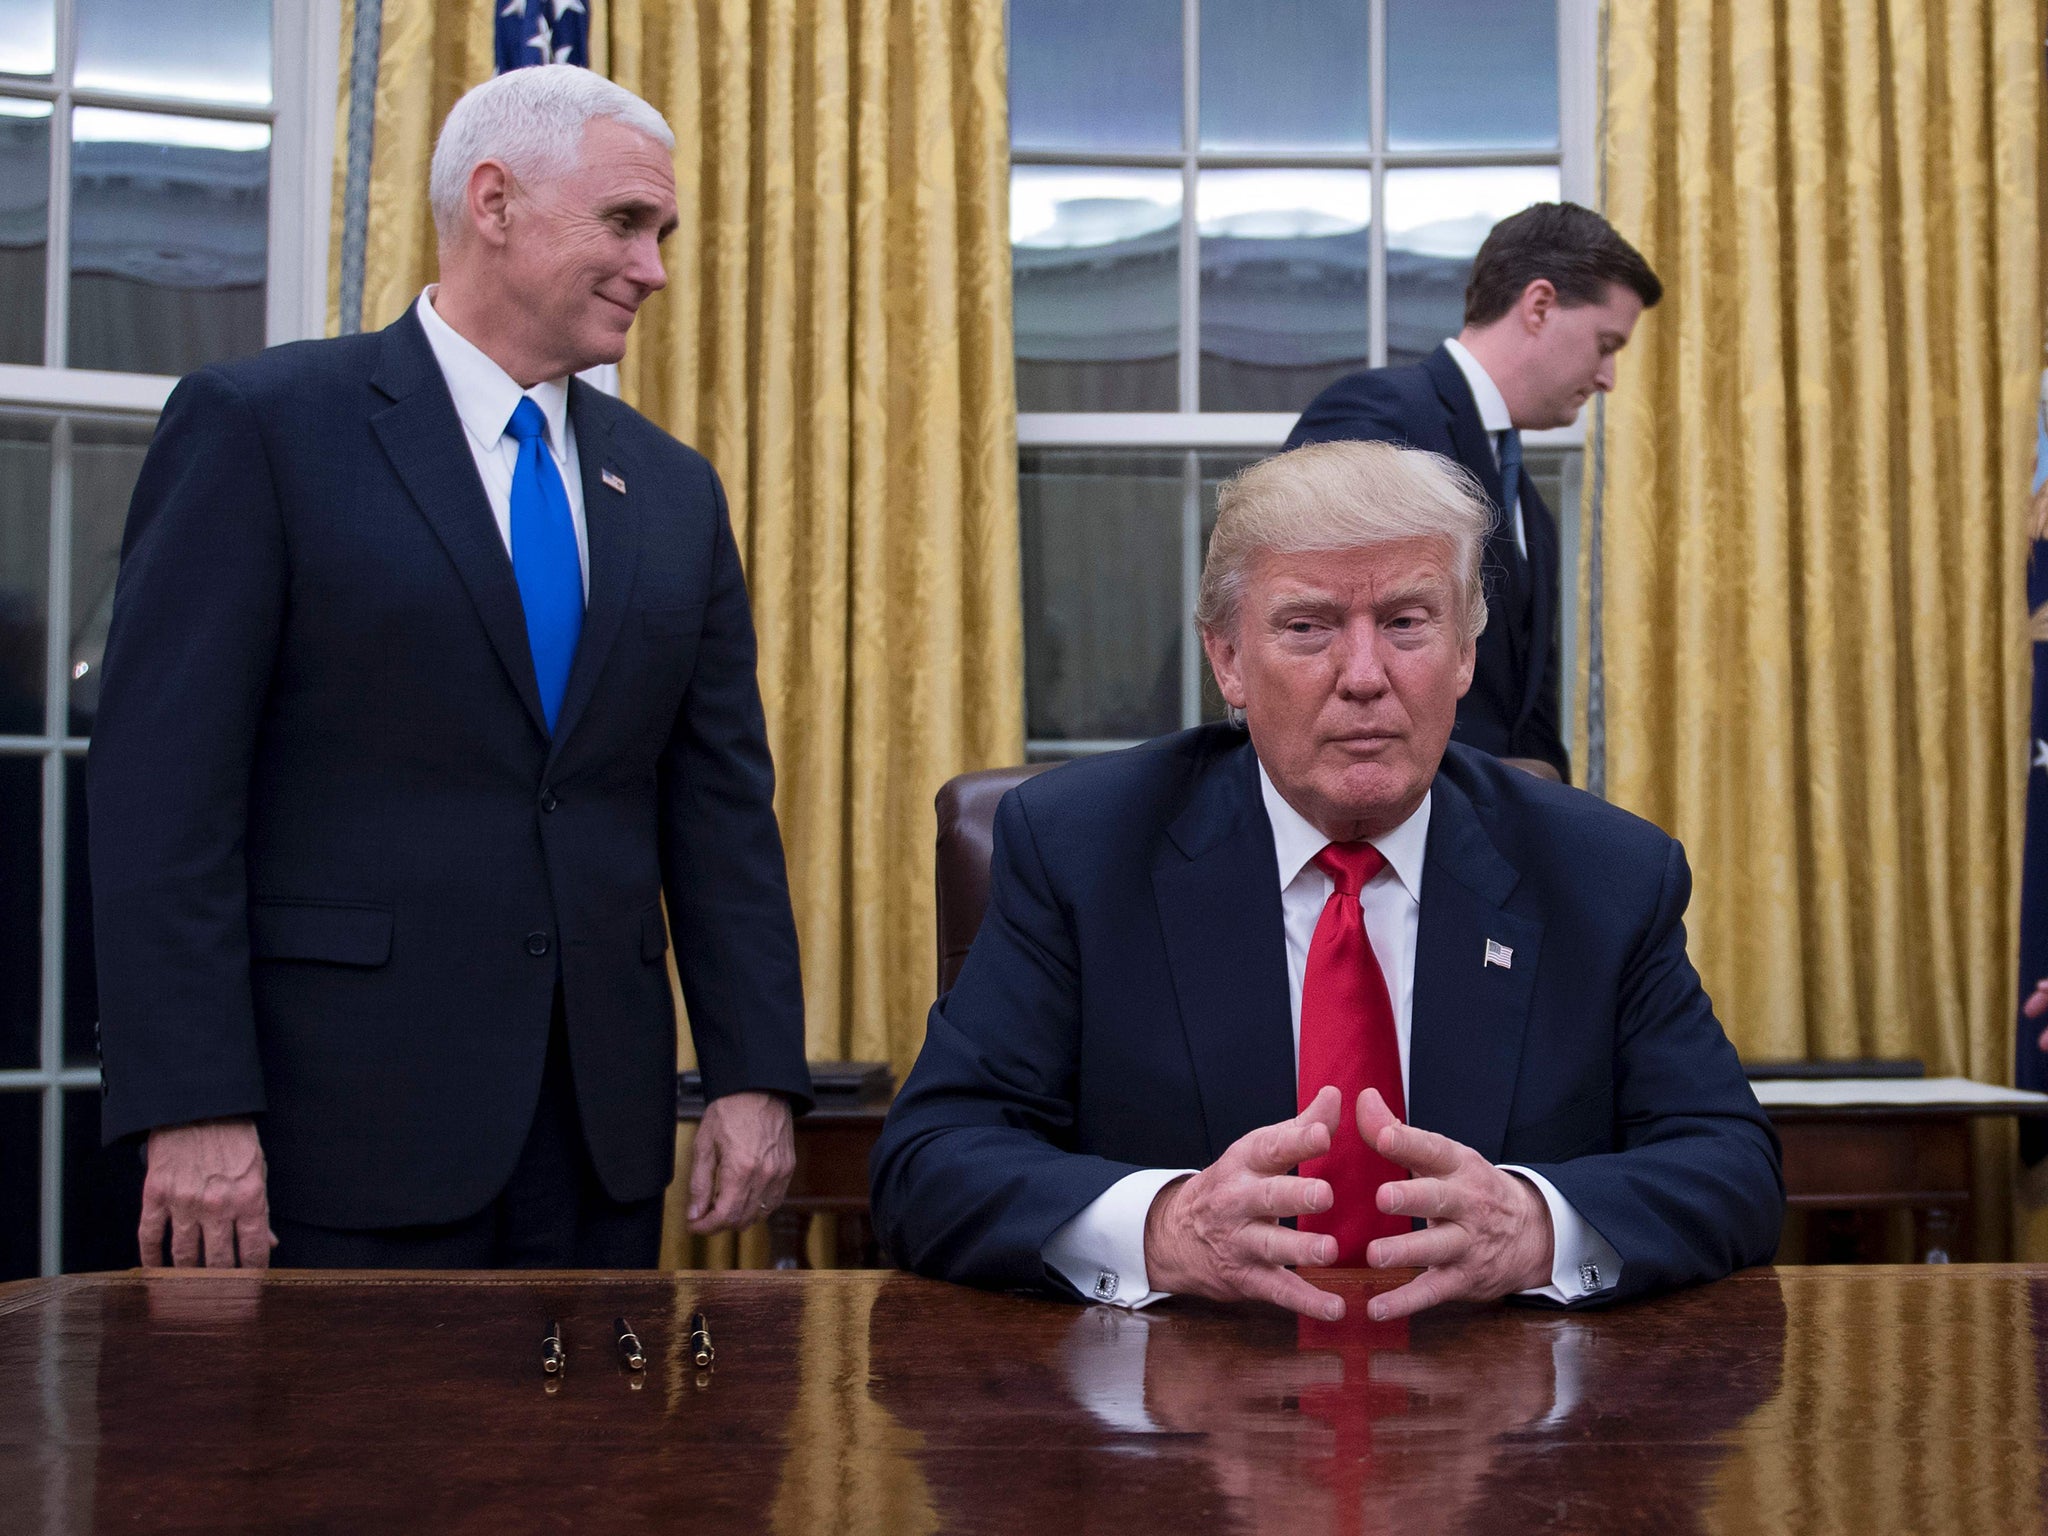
{"left": 1141, "top": 1087, "right": 1345, "bottom": 1321}
{"left": 2026, "top": 977, "right": 2048, "bottom": 1050}
{"left": 1355, "top": 1087, "right": 1554, "bottom": 1322}
{"left": 686, "top": 1090, "right": 796, "bottom": 1234}
{"left": 140, "top": 1118, "right": 276, "bottom": 1268}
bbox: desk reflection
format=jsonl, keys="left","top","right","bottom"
{"left": 869, "top": 1273, "right": 1787, "bottom": 1536}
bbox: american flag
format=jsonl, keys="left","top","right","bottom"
{"left": 496, "top": 0, "right": 589, "bottom": 74}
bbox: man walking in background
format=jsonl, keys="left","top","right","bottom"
{"left": 1286, "top": 202, "right": 1661, "bottom": 783}
{"left": 90, "top": 66, "right": 809, "bottom": 1269}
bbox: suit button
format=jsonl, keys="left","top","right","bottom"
{"left": 540, "top": 790, "right": 559, "bottom": 813}
{"left": 526, "top": 932, "right": 551, "bottom": 957}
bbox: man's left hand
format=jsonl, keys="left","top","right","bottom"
{"left": 1354, "top": 1088, "right": 1554, "bottom": 1321}
{"left": 687, "top": 1091, "right": 796, "bottom": 1234}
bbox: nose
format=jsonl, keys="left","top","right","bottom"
{"left": 1331, "top": 623, "right": 1390, "bottom": 701}
{"left": 626, "top": 232, "right": 668, "bottom": 294}
{"left": 1593, "top": 354, "right": 1616, "bottom": 393}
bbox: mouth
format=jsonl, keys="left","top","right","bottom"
{"left": 600, "top": 293, "right": 639, "bottom": 321}
{"left": 1327, "top": 732, "right": 1400, "bottom": 755}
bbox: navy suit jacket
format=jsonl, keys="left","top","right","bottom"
{"left": 871, "top": 726, "right": 1782, "bottom": 1306}
{"left": 89, "top": 309, "right": 810, "bottom": 1229}
{"left": 1287, "top": 345, "right": 1569, "bottom": 779}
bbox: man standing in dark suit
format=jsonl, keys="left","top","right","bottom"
{"left": 872, "top": 441, "right": 1779, "bottom": 1321}
{"left": 90, "top": 66, "right": 809, "bottom": 1269}
{"left": 1286, "top": 202, "right": 1662, "bottom": 783}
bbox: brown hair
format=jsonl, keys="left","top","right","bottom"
{"left": 1463, "top": 201, "right": 1661, "bottom": 328}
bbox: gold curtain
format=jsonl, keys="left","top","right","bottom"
{"left": 1595, "top": 4, "right": 2040, "bottom": 1089}
{"left": 327, "top": 0, "right": 1023, "bottom": 1266}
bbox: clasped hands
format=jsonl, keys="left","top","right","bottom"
{"left": 1141, "top": 1085, "right": 1554, "bottom": 1323}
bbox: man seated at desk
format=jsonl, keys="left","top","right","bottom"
{"left": 870, "top": 441, "right": 1783, "bottom": 1321}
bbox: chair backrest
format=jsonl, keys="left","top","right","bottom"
{"left": 933, "top": 764, "right": 1053, "bottom": 994}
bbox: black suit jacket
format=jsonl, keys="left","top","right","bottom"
{"left": 1286, "top": 345, "right": 1569, "bottom": 779}
{"left": 870, "top": 726, "right": 1782, "bottom": 1305}
{"left": 89, "top": 309, "right": 810, "bottom": 1229}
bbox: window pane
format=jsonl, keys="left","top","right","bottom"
{"left": 75, "top": 0, "right": 272, "bottom": 106}
{"left": 0, "top": 415, "right": 50, "bottom": 735}
{"left": 0, "top": 0, "right": 55, "bottom": 77}
{"left": 68, "top": 419, "right": 152, "bottom": 735}
{"left": 1386, "top": 0, "right": 1558, "bottom": 150}
{"left": 0, "top": 1089, "right": 38, "bottom": 1281}
{"left": 69, "top": 108, "right": 269, "bottom": 377}
{"left": 0, "top": 754, "right": 40, "bottom": 1070}
{"left": 1014, "top": 167, "right": 1180, "bottom": 412}
{"left": 0, "top": 99, "right": 49, "bottom": 365}
{"left": 1009, "top": 0, "right": 1181, "bottom": 153}
{"left": 64, "top": 756, "right": 95, "bottom": 1067}
{"left": 1199, "top": 0, "right": 1368, "bottom": 151}
{"left": 1199, "top": 168, "right": 1368, "bottom": 412}
{"left": 64, "top": 1090, "right": 141, "bottom": 1273}
{"left": 1021, "top": 450, "right": 1184, "bottom": 741}
{"left": 1385, "top": 166, "right": 1559, "bottom": 366}
{"left": 1198, "top": 452, "right": 1262, "bottom": 723}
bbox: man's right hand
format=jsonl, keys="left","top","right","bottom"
{"left": 140, "top": 1118, "right": 276, "bottom": 1269}
{"left": 1141, "top": 1086, "right": 1346, "bottom": 1321}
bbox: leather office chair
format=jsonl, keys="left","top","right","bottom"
{"left": 933, "top": 764, "right": 1053, "bottom": 993}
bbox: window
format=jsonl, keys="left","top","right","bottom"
{"left": 1010, "top": 0, "right": 1594, "bottom": 758}
{"left": 0, "top": 0, "right": 339, "bottom": 1279}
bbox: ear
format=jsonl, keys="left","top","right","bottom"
{"left": 1519, "top": 277, "right": 1558, "bottom": 333}
{"left": 1454, "top": 631, "right": 1476, "bottom": 700}
{"left": 1201, "top": 623, "right": 1249, "bottom": 710}
{"left": 466, "top": 159, "right": 515, "bottom": 248}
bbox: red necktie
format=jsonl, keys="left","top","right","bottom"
{"left": 1297, "top": 841, "right": 1409, "bottom": 1265}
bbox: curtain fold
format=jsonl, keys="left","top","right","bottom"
{"left": 326, "top": 0, "right": 1023, "bottom": 1267}
{"left": 1595, "top": 0, "right": 2040, "bottom": 1103}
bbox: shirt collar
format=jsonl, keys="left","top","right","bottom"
{"left": 416, "top": 286, "right": 571, "bottom": 457}
{"left": 1257, "top": 759, "right": 1430, "bottom": 906}
{"left": 1443, "top": 336, "right": 1513, "bottom": 436}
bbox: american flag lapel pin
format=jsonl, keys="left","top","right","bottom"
{"left": 601, "top": 466, "right": 626, "bottom": 494}
{"left": 1484, "top": 939, "right": 1513, "bottom": 970}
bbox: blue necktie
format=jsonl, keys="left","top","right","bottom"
{"left": 505, "top": 397, "right": 583, "bottom": 733}
{"left": 1496, "top": 427, "right": 1526, "bottom": 567}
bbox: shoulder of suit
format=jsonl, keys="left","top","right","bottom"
{"left": 1438, "top": 742, "right": 1679, "bottom": 866}
{"left": 1010, "top": 724, "right": 1241, "bottom": 834}
{"left": 573, "top": 385, "right": 717, "bottom": 482}
{"left": 180, "top": 331, "right": 384, "bottom": 412}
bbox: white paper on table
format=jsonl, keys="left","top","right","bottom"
{"left": 1749, "top": 1076, "right": 2048, "bottom": 1109}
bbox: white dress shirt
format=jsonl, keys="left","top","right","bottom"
{"left": 1041, "top": 763, "right": 1622, "bottom": 1309}
{"left": 414, "top": 287, "right": 590, "bottom": 599}
{"left": 1442, "top": 335, "right": 1526, "bottom": 557}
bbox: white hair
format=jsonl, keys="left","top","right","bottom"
{"left": 1196, "top": 439, "right": 1492, "bottom": 642}
{"left": 429, "top": 65, "right": 675, "bottom": 239}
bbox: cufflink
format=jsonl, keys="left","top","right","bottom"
{"left": 1579, "top": 1262, "right": 1602, "bottom": 1292}
{"left": 1093, "top": 1270, "right": 1119, "bottom": 1302}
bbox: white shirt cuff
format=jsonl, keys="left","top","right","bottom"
{"left": 1041, "top": 1168, "right": 1196, "bottom": 1308}
{"left": 1502, "top": 1165, "right": 1622, "bottom": 1302}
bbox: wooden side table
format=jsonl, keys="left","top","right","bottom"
{"left": 678, "top": 1064, "right": 894, "bottom": 1269}
{"left": 1756, "top": 1079, "right": 2048, "bottom": 1263}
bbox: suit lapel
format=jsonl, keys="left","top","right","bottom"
{"left": 1424, "top": 346, "right": 1505, "bottom": 509}
{"left": 546, "top": 382, "right": 639, "bottom": 760}
{"left": 368, "top": 311, "right": 549, "bottom": 739}
{"left": 1406, "top": 771, "right": 1542, "bottom": 1161}
{"left": 1151, "top": 741, "right": 1298, "bottom": 1161}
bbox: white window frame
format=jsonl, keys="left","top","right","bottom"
{"left": 0, "top": 0, "right": 343, "bottom": 1279}
{"left": 1016, "top": 0, "right": 1598, "bottom": 757}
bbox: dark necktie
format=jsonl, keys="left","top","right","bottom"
{"left": 1296, "top": 841, "right": 1410, "bottom": 1265}
{"left": 505, "top": 397, "right": 583, "bottom": 733}
{"left": 1497, "top": 426, "right": 1526, "bottom": 566}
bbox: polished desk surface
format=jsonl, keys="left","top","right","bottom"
{"left": 3, "top": 1265, "right": 2045, "bottom": 1534}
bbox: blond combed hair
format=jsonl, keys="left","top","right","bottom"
{"left": 1194, "top": 439, "right": 1492, "bottom": 642}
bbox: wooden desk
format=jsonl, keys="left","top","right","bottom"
{"left": 4, "top": 1265, "right": 2046, "bottom": 1533}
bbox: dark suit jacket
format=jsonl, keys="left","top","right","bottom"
{"left": 1286, "top": 345, "right": 1569, "bottom": 779}
{"left": 89, "top": 308, "right": 810, "bottom": 1229}
{"left": 870, "top": 725, "right": 1782, "bottom": 1306}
